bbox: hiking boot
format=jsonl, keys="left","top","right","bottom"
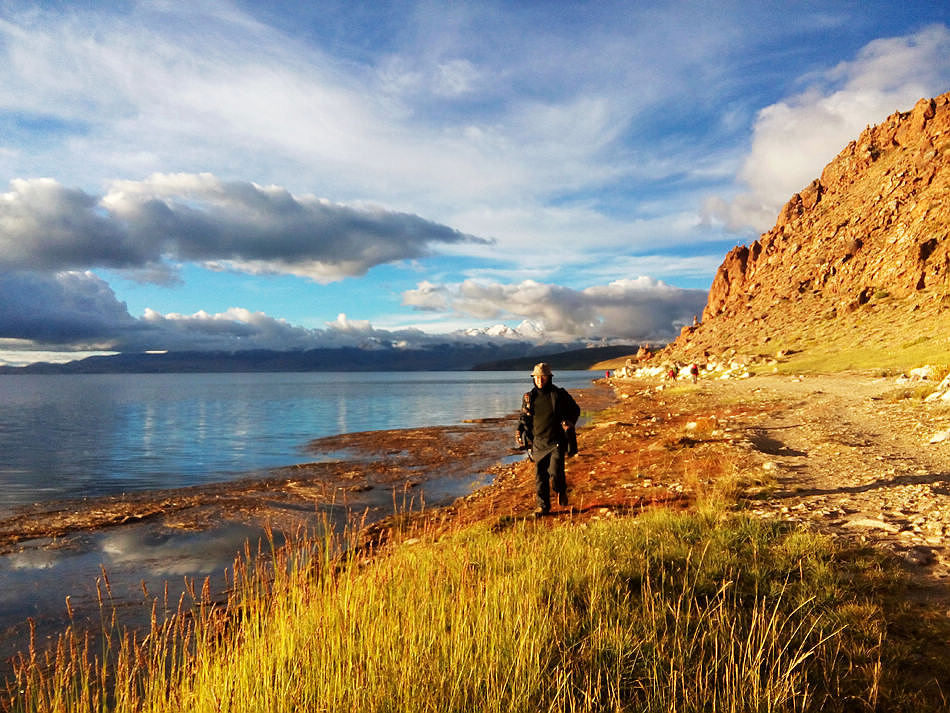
{"left": 534, "top": 507, "right": 550, "bottom": 518}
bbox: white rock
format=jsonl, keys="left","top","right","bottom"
{"left": 925, "top": 390, "right": 945, "bottom": 402}
{"left": 929, "top": 430, "right": 950, "bottom": 444}
{"left": 844, "top": 517, "right": 899, "bottom": 533}
{"left": 910, "top": 365, "right": 938, "bottom": 380}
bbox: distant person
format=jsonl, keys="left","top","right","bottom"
{"left": 690, "top": 363, "right": 699, "bottom": 383}
{"left": 667, "top": 365, "right": 677, "bottom": 381}
{"left": 516, "top": 363, "right": 580, "bottom": 516}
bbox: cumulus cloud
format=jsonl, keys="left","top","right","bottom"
{"left": 0, "top": 270, "right": 139, "bottom": 344}
{"left": 0, "top": 269, "right": 497, "bottom": 355}
{"left": 0, "top": 268, "right": 705, "bottom": 356}
{"left": 0, "top": 174, "right": 486, "bottom": 281}
{"left": 708, "top": 25, "right": 950, "bottom": 232}
{"left": 401, "top": 281, "right": 452, "bottom": 311}
{"left": 404, "top": 277, "right": 708, "bottom": 341}
{"left": 0, "top": 179, "right": 150, "bottom": 270}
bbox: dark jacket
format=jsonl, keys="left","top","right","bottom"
{"left": 517, "top": 384, "right": 580, "bottom": 456}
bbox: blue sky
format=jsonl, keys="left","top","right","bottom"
{"left": 1, "top": 0, "right": 950, "bottom": 365}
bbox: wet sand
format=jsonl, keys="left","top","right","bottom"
{"left": 0, "top": 418, "right": 518, "bottom": 552}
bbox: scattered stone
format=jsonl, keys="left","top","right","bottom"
{"left": 844, "top": 517, "right": 900, "bottom": 533}
{"left": 910, "top": 365, "right": 939, "bottom": 380}
{"left": 902, "top": 546, "right": 936, "bottom": 566}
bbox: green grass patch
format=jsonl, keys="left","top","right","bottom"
{"left": 775, "top": 341, "right": 950, "bottom": 376}
{"left": 882, "top": 384, "right": 941, "bottom": 402}
{"left": 7, "top": 509, "right": 950, "bottom": 712}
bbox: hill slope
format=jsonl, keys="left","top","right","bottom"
{"left": 663, "top": 92, "right": 950, "bottom": 372}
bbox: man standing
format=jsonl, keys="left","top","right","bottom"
{"left": 516, "top": 362, "right": 580, "bottom": 516}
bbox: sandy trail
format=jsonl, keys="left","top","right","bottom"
{"left": 700, "top": 373, "right": 950, "bottom": 590}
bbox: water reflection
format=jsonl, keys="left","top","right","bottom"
{"left": 0, "top": 370, "right": 598, "bottom": 677}
{"left": 0, "top": 519, "right": 279, "bottom": 670}
{"left": 0, "top": 371, "right": 595, "bottom": 512}
{"left": 0, "top": 458, "right": 504, "bottom": 677}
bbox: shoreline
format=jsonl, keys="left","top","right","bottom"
{"left": 0, "top": 380, "right": 608, "bottom": 674}
{"left": 0, "top": 418, "right": 517, "bottom": 552}
{"left": 11, "top": 369, "right": 950, "bottom": 685}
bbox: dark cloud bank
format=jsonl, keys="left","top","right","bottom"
{"left": 0, "top": 175, "right": 485, "bottom": 280}
{"left": 0, "top": 175, "right": 708, "bottom": 365}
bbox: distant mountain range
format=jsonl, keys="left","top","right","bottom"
{"left": 470, "top": 345, "right": 640, "bottom": 371}
{"left": 0, "top": 343, "right": 641, "bottom": 374}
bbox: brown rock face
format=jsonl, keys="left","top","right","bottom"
{"left": 672, "top": 92, "right": 950, "bottom": 361}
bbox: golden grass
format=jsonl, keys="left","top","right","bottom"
{"left": 595, "top": 289, "right": 950, "bottom": 378}
{"left": 7, "top": 507, "right": 950, "bottom": 713}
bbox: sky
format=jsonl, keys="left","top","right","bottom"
{"left": 1, "top": 0, "right": 950, "bottom": 365}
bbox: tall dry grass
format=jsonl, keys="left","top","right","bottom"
{"left": 6, "top": 506, "right": 929, "bottom": 713}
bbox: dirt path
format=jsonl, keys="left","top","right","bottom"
{"left": 708, "top": 373, "right": 950, "bottom": 587}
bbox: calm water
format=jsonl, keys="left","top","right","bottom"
{"left": 0, "top": 371, "right": 596, "bottom": 513}
{"left": 0, "top": 370, "right": 597, "bottom": 667}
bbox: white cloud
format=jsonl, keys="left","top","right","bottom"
{"left": 325, "top": 313, "right": 375, "bottom": 335}
{"left": 0, "top": 4, "right": 628, "bottom": 210}
{"left": 434, "top": 59, "right": 481, "bottom": 96}
{"left": 0, "top": 268, "right": 705, "bottom": 356}
{"left": 0, "top": 270, "right": 507, "bottom": 355}
{"left": 402, "top": 281, "right": 451, "bottom": 310}
{"left": 404, "top": 277, "right": 707, "bottom": 341}
{"left": 0, "top": 0, "right": 740, "bottom": 268}
{"left": 710, "top": 25, "right": 950, "bottom": 232}
{"left": 0, "top": 174, "right": 485, "bottom": 281}
{"left": 0, "top": 178, "right": 147, "bottom": 270}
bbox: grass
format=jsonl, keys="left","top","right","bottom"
{"left": 773, "top": 338, "right": 950, "bottom": 376}
{"left": 610, "top": 288, "right": 950, "bottom": 378}
{"left": 883, "top": 384, "right": 943, "bottom": 402}
{"left": 6, "top": 507, "right": 950, "bottom": 713}
{"left": 765, "top": 299, "right": 950, "bottom": 374}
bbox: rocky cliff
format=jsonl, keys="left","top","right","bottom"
{"left": 664, "top": 92, "right": 950, "bottom": 368}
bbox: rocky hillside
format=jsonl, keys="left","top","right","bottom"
{"left": 663, "top": 92, "right": 950, "bottom": 371}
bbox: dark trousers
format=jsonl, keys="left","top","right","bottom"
{"left": 535, "top": 447, "right": 566, "bottom": 510}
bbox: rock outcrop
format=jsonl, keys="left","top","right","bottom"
{"left": 665, "top": 92, "right": 950, "bottom": 363}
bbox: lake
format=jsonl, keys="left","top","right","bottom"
{"left": 0, "top": 370, "right": 599, "bottom": 670}
{"left": 0, "top": 370, "right": 597, "bottom": 514}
